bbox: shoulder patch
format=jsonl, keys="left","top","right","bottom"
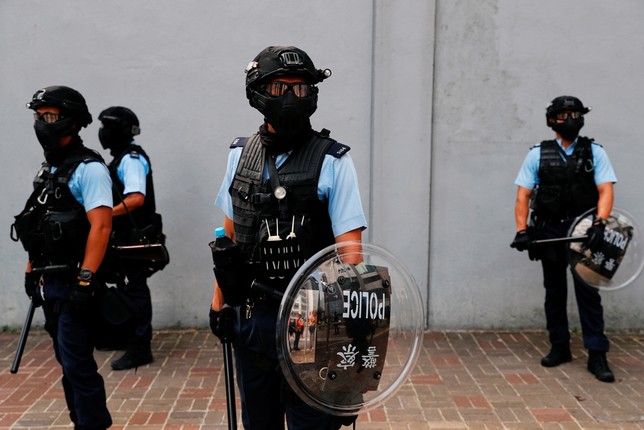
{"left": 128, "top": 151, "right": 140, "bottom": 159}
{"left": 230, "top": 137, "right": 250, "bottom": 148}
{"left": 326, "top": 141, "right": 351, "bottom": 158}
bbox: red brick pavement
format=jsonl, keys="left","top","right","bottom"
{"left": 0, "top": 329, "right": 642, "bottom": 429}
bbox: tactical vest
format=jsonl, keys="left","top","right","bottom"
{"left": 108, "top": 144, "right": 159, "bottom": 243}
{"left": 532, "top": 137, "right": 599, "bottom": 221}
{"left": 11, "top": 145, "right": 105, "bottom": 271}
{"left": 230, "top": 130, "right": 350, "bottom": 282}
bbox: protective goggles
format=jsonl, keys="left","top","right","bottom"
{"left": 33, "top": 112, "right": 66, "bottom": 123}
{"left": 262, "top": 81, "right": 315, "bottom": 98}
{"left": 554, "top": 111, "right": 582, "bottom": 121}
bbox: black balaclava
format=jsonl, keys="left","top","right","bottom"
{"left": 44, "top": 135, "right": 83, "bottom": 166}
{"left": 550, "top": 117, "right": 585, "bottom": 141}
{"left": 99, "top": 124, "right": 132, "bottom": 157}
{"left": 258, "top": 121, "right": 313, "bottom": 155}
{"left": 33, "top": 117, "right": 80, "bottom": 165}
{"left": 34, "top": 117, "right": 76, "bottom": 153}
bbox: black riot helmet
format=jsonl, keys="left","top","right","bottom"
{"left": 98, "top": 106, "right": 140, "bottom": 152}
{"left": 545, "top": 95, "right": 591, "bottom": 141}
{"left": 27, "top": 85, "right": 92, "bottom": 156}
{"left": 27, "top": 85, "right": 93, "bottom": 128}
{"left": 245, "top": 46, "right": 332, "bottom": 137}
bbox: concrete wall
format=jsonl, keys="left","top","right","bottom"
{"left": 1, "top": 0, "right": 643, "bottom": 331}
{"left": 429, "top": 0, "right": 644, "bottom": 329}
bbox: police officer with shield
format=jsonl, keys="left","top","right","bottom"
{"left": 98, "top": 106, "right": 158, "bottom": 370}
{"left": 209, "top": 46, "right": 367, "bottom": 429}
{"left": 14, "top": 86, "right": 113, "bottom": 428}
{"left": 511, "top": 96, "right": 617, "bottom": 382}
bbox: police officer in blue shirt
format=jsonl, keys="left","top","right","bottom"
{"left": 98, "top": 106, "right": 157, "bottom": 370}
{"left": 209, "top": 46, "right": 366, "bottom": 429}
{"left": 17, "top": 86, "right": 113, "bottom": 429}
{"left": 511, "top": 95, "right": 617, "bottom": 383}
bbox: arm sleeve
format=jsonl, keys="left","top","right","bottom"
{"left": 214, "top": 147, "right": 243, "bottom": 219}
{"left": 318, "top": 153, "right": 368, "bottom": 237}
{"left": 514, "top": 147, "right": 540, "bottom": 190}
{"left": 69, "top": 162, "right": 113, "bottom": 212}
{"left": 592, "top": 144, "right": 618, "bottom": 185}
{"left": 118, "top": 154, "right": 150, "bottom": 195}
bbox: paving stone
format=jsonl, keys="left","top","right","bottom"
{"left": 0, "top": 329, "right": 642, "bottom": 429}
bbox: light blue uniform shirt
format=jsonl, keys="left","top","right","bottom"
{"left": 52, "top": 161, "right": 113, "bottom": 211}
{"left": 215, "top": 146, "right": 367, "bottom": 237}
{"left": 115, "top": 143, "right": 150, "bottom": 196}
{"left": 515, "top": 138, "right": 617, "bottom": 189}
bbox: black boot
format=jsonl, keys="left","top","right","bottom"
{"left": 111, "top": 347, "right": 154, "bottom": 371}
{"left": 587, "top": 350, "right": 615, "bottom": 383}
{"left": 541, "top": 343, "right": 572, "bottom": 367}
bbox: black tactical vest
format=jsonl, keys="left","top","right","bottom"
{"left": 229, "top": 130, "right": 350, "bottom": 281}
{"left": 12, "top": 145, "right": 105, "bottom": 271}
{"left": 532, "top": 137, "right": 599, "bottom": 221}
{"left": 108, "top": 144, "right": 159, "bottom": 243}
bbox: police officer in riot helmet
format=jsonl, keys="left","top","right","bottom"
{"left": 511, "top": 95, "right": 617, "bottom": 382}
{"left": 209, "top": 46, "right": 367, "bottom": 429}
{"left": 98, "top": 106, "right": 159, "bottom": 370}
{"left": 16, "top": 86, "right": 113, "bottom": 428}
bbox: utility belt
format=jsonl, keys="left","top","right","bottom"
{"left": 530, "top": 212, "right": 579, "bottom": 228}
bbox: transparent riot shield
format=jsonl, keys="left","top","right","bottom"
{"left": 567, "top": 207, "right": 644, "bottom": 291}
{"left": 276, "top": 242, "right": 424, "bottom": 416}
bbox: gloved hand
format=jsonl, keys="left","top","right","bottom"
{"left": 510, "top": 229, "right": 533, "bottom": 251}
{"left": 24, "top": 272, "right": 43, "bottom": 307}
{"left": 584, "top": 219, "right": 606, "bottom": 252}
{"left": 209, "top": 307, "right": 221, "bottom": 339}
{"left": 68, "top": 269, "right": 96, "bottom": 317}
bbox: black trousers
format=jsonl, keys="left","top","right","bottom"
{"left": 537, "top": 221, "right": 609, "bottom": 352}
{"left": 117, "top": 261, "right": 153, "bottom": 350}
{"left": 42, "top": 276, "right": 112, "bottom": 430}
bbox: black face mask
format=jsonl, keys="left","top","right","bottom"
{"left": 34, "top": 118, "right": 77, "bottom": 155}
{"left": 261, "top": 91, "right": 316, "bottom": 138}
{"left": 551, "top": 117, "right": 584, "bottom": 141}
{"left": 99, "top": 126, "right": 131, "bottom": 156}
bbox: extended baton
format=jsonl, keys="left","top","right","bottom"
{"left": 10, "top": 300, "right": 36, "bottom": 374}
{"left": 11, "top": 264, "right": 69, "bottom": 373}
{"left": 219, "top": 305, "right": 237, "bottom": 430}
{"left": 532, "top": 235, "right": 588, "bottom": 245}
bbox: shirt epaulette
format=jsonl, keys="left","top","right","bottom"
{"left": 230, "top": 137, "right": 250, "bottom": 148}
{"left": 326, "top": 141, "right": 350, "bottom": 158}
{"left": 129, "top": 150, "right": 140, "bottom": 159}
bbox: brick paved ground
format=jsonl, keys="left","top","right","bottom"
{"left": 0, "top": 329, "right": 642, "bottom": 429}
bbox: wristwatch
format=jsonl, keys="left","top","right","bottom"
{"left": 78, "top": 268, "right": 94, "bottom": 286}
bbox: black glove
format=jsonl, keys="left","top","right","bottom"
{"left": 510, "top": 229, "right": 532, "bottom": 251}
{"left": 68, "top": 269, "right": 96, "bottom": 317}
{"left": 24, "top": 272, "right": 43, "bottom": 307}
{"left": 209, "top": 307, "right": 221, "bottom": 339}
{"left": 584, "top": 219, "right": 606, "bottom": 252}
